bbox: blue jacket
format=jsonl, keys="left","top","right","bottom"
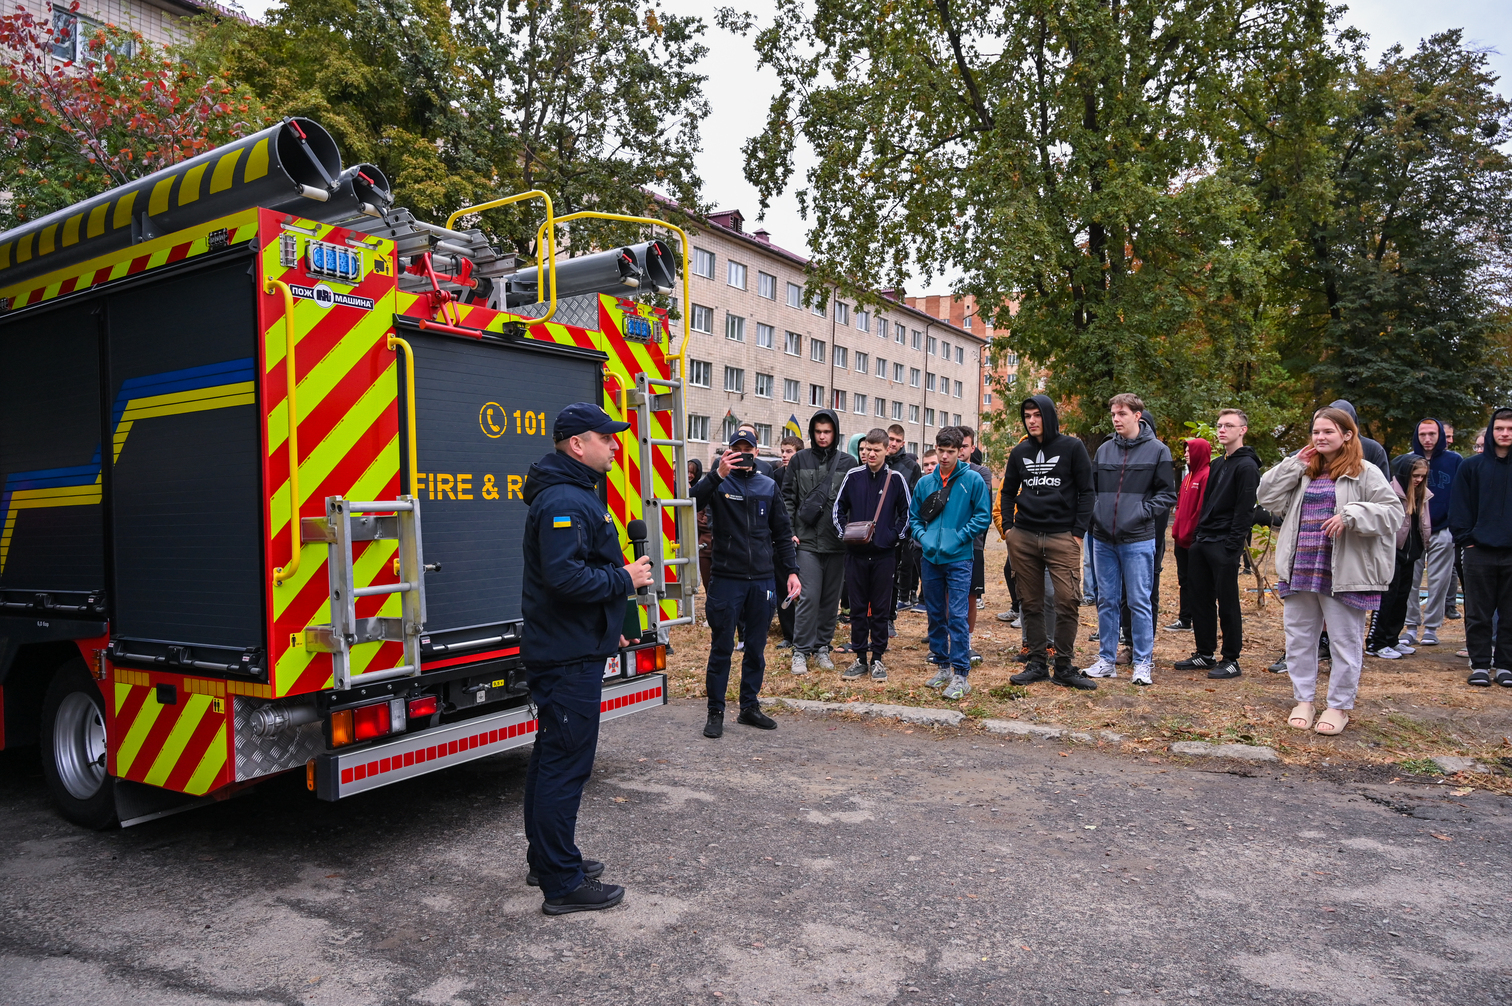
{"left": 690, "top": 467, "right": 799, "bottom": 581}
{"left": 520, "top": 451, "right": 634, "bottom": 669}
{"left": 1407, "top": 419, "right": 1462, "bottom": 531}
{"left": 908, "top": 462, "right": 991, "bottom": 565}
{"left": 832, "top": 463, "right": 912, "bottom": 555}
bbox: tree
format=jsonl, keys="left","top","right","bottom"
{"left": 1279, "top": 31, "right": 1512, "bottom": 452}
{"left": 725, "top": 0, "right": 1344, "bottom": 446}
{"left": 0, "top": 3, "right": 264, "bottom": 230}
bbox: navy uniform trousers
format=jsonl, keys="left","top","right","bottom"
{"left": 705, "top": 576, "right": 775, "bottom": 716}
{"left": 523, "top": 660, "right": 603, "bottom": 899}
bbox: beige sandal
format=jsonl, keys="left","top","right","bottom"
{"left": 1288, "top": 702, "right": 1315, "bottom": 730}
{"left": 1314, "top": 708, "right": 1349, "bottom": 735}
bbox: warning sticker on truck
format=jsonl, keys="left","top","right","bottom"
{"left": 289, "top": 283, "right": 374, "bottom": 311}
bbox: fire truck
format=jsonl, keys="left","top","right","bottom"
{"left": 0, "top": 118, "right": 696, "bottom": 828}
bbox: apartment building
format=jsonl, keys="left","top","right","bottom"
{"left": 681, "top": 210, "right": 986, "bottom": 461}
{"left": 905, "top": 292, "right": 1042, "bottom": 420}
{"left": 10, "top": 0, "right": 229, "bottom": 57}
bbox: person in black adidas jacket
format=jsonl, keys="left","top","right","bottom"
{"left": 691, "top": 430, "right": 802, "bottom": 739}
{"left": 833, "top": 427, "right": 912, "bottom": 680}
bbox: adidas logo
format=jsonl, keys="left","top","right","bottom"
{"left": 1023, "top": 451, "right": 1061, "bottom": 475}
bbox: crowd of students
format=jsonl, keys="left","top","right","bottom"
{"left": 688, "top": 397, "right": 1512, "bottom": 740}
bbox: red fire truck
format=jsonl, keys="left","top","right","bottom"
{"left": 0, "top": 118, "right": 695, "bottom": 827}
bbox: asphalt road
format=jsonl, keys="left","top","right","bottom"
{"left": 2, "top": 699, "right": 1509, "bottom": 1006}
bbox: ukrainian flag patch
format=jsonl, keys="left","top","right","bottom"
{"left": 552, "top": 516, "right": 572, "bottom": 528}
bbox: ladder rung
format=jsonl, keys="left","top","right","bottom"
{"left": 652, "top": 498, "right": 694, "bottom": 507}
{"left": 662, "top": 557, "right": 690, "bottom": 566}
{"left": 353, "top": 581, "right": 416, "bottom": 597}
{"left": 349, "top": 500, "right": 415, "bottom": 513}
{"left": 656, "top": 616, "right": 694, "bottom": 628}
{"left": 647, "top": 438, "right": 682, "bottom": 447}
{"left": 347, "top": 664, "right": 417, "bottom": 685}
{"left": 642, "top": 377, "right": 681, "bottom": 388}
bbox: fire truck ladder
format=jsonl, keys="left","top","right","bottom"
{"left": 302, "top": 496, "right": 428, "bottom": 690}
{"left": 632, "top": 364, "right": 696, "bottom": 636}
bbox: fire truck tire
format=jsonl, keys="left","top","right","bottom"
{"left": 39, "top": 660, "right": 118, "bottom": 829}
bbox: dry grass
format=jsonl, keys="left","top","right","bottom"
{"left": 668, "top": 538, "right": 1512, "bottom": 789}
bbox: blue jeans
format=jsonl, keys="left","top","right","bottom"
{"left": 922, "top": 558, "right": 973, "bottom": 673}
{"left": 1092, "top": 538, "right": 1156, "bottom": 665}
{"left": 1082, "top": 541, "right": 1098, "bottom": 603}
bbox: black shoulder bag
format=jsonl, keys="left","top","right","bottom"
{"left": 917, "top": 468, "right": 959, "bottom": 524}
{"left": 796, "top": 451, "right": 845, "bottom": 527}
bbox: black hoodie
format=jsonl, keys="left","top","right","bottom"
{"left": 1000, "top": 394, "right": 1094, "bottom": 536}
{"left": 886, "top": 449, "right": 923, "bottom": 490}
{"left": 1328, "top": 400, "right": 1390, "bottom": 481}
{"left": 780, "top": 408, "right": 860, "bottom": 554}
{"left": 1194, "top": 444, "right": 1261, "bottom": 551}
{"left": 1449, "top": 407, "right": 1512, "bottom": 549}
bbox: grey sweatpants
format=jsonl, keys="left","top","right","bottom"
{"left": 1284, "top": 591, "right": 1367, "bottom": 710}
{"left": 1405, "top": 527, "right": 1455, "bottom": 634}
{"left": 795, "top": 550, "right": 846, "bottom": 655}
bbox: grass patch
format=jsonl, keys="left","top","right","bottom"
{"left": 1397, "top": 757, "right": 1445, "bottom": 776}
{"left": 987, "top": 684, "right": 1029, "bottom": 701}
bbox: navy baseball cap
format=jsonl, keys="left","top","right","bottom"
{"left": 727, "top": 430, "right": 757, "bottom": 447}
{"left": 553, "top": 403, "right": 630, "bottom": 441}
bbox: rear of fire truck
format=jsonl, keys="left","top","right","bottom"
{"left": 0, "top": 118, "right": 694, "bottom": 828}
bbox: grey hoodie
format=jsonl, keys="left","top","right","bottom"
{"left": 1091, "top": 414, "right": 1177, "bottom": 545}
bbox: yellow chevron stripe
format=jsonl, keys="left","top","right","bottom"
{"left": 179, "top": 163, "right": 208, "bottom": 206}
{"left": 87, "top": 203, "right": 107, "bottom": 239}
{"left": 184, "top": 723, "right": 227, "bottom": 795}
{"left": 114, "top": 689, "right": 165, "bottom": 778}
{"left": 148, "top": 176, "right": 175, "bottom": 216}
{"left": 114, "top": 681, "right": 135, "bottom": 714}
{"left": 263, "top": 307, "right": 392, "bottom": 452}
{"left": 210, "top": 149, "right": 242, "bottom": 195}
{"left": 5, "top": 482, "right": 102, "bottom": 507}
{"left": 113, "top": 191, "right": 136, "bottom": 230}
{"left": 62, "top": 214, "right": 82, "bottom": 248}
{"left": 244, "top": 138, "right": 268, "bottom": 182}
{"left": 142, "top": 693, "right": 211, "bottom": 788}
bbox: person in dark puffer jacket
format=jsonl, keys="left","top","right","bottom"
{"left": 1451, "top": 408, "right": 1512, "bottom": 686}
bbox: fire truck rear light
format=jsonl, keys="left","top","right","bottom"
{"left": 408, "top": 695, "right": 438, "bottom": 718}
{"left": 329, "top": 709, "right": 354, "bottom": 747}
{"left": 635, "top": 645, "right": 666, "bottom": 674}
{"left": 353, "top": 701, "right": 390, "bottom": 741}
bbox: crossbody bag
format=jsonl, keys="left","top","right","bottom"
{"left": 841, "top": 471, "right": 893, "bottom": 544}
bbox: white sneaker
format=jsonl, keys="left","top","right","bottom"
{"left": 1081, "top": 657, "right": 1118, "bottom": 679}
{"left": 791, "top": 651, "right": 809, "bottom": 676}
{"left": 1395, "top": 639, "right": 1417, "bottom": 655}
{"left": 814, "top": 650, "right": 836, "bottom": 672}
{"left": 871, "top": 659, "right": 888, "bottom": 681}
{"left": 1132, "top": 663, "right": 1154, "bottom": 687}
{"left": 1369, "top": 646, "right": 1403, "bottom": 660}
{"left": 942, "top": 674, "right": 972, "bottom": 700}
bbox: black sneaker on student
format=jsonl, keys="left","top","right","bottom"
{"left": 738, "top": 707, "right": 778, "bottom": 730}
{"left": 703, "top": 713, "right": 724, "bottom": 738}
{"left": 1052, "top": 667, "right": 1097, "bottom": 691}
{"left": 1009, "top": 662, "right": 1050, "bottom": 685}
{"left": 542, "top": 877, "right": 625, "bottom": 916}
{"left": 1175, "top": 653, "right": 1216, "bottom": 670}
{"left": 1207, "top": 660, "right": 1241, "bottom": 680}
{"left": 528, "top": 859, "right": 604, "bottom": 888}
{"left": 1164, "top": 618, "right": 1193, "bottom": 632}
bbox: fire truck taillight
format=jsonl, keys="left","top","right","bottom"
{"left": 329, "top": 709, "right": 355, "bottom": 747}
{"left": 353, "top": 702, "right": 391, "bottom": 741}
{"left": 634, "top": 645, "right": 666, "bottom": 675}
{"left": 408, "top": 695, "right": 438, "bottom": 718}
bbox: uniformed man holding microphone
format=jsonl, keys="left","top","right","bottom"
{"left": 520, "top": 403, "right": 654, "bottom": 915}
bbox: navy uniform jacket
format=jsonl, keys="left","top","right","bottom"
{"left": 690, "top": 467, "right": 799, "bottom": 581}
{"left": 520, "top": 451, "right": 634, "bottom": 672}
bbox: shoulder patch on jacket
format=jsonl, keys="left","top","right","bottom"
{"left": 552, "top": 516, "right": 572, "bottom": 528}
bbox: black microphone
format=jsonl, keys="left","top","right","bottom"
{"left": 627, "top": 518, "right": 649, "bottom": 596}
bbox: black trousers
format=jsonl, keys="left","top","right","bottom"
{"left": 1369, "top": 548, "right": 1419, "bottom": 651}
{"left": 706, "top": 576, "right": 775, "bottom": 716}
{"left": 847, "top": 550, "right": 898, "bottom": 660}
{"left": 1189, "top": 538, "right": 1242, "bottom": 660}
{"left": 1173, "top": 545, "right": 1191, "bottom": 622}
{"left": 523, "top": 660, "right": 603, "bottom": 899}
{"left": 1464, "top": 545, "right": 1512, "bottom": 670}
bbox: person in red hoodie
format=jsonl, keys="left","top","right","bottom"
{"left": 1166, "top": 438, "right": 1214, "bottom": 633}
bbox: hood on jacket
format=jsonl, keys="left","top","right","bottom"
{"left": 1412, "top": 417, "right": 1448, "bottom": 459}
{"left": 1022, "top": 394, "right": 1060, "bottom": 445}
{"left": 808, "top": 408, "right": 843, "bottom": 459}
{"left": 522, "top": 450, "right": 600, "bottom": 505}
{"left": 1329, "top": 399, "right": 1362, "bottom": 427}
{"left": 1485, "top": 408, "right": 1512, "bottom": 454}
{"left": 1183, "top": 437, "right": 1213, "bottom": 476}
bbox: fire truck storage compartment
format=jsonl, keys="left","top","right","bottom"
{"left": 394, "top": 321, "right": 607, "bottom": 632}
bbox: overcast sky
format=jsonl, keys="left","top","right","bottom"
{"left": 235, "top": 0, "right": 1508, "bottom": 296}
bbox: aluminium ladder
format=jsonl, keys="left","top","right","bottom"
{"left": 632, "top": 362, "right": 696, "bottom": 638}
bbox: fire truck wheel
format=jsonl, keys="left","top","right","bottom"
{"left": 40, "top": 659, "right": 118, "bottom": 829}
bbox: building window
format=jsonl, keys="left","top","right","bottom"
{"left": 891, "top": 401, "right": 903, "bottom": 420}
{"left": 692, "top": 248, "right": 715, "bottom": 279}
{"left": 926, "top": 372, "right": 937, "bottom": 392}
{"left": 836, "top": 302, "right": 850, "bottom": 325}
{"left": 756, "top": 322, "right": 774, "bottom": 349}
{"left": 832, "top": 389, "right": 847, "bottom": 412}
{"left": 894, "top": 322, "right": 906, "bottom": 344}
{"left": 925, "top": 408, "right": 936, "bottom": 426}
{"left": 953, "top": 413, "right": 962, "bottom": 426}
{"left": 1005, "top": 374, "right": 1017, "bottom": 389}
{"left": 909, "top": 367, "right": 920, "bottom": 388}
{"left": 855, "top": 351, "right": 869, "bottom": 373}
{"left": 49, "top": 7, "right": 121, "bottom": 62}
{"left": 785, "top": 331, "right": 802, "bottom": 356}
{"left": 810, "top": 339, "right": 826, "bottom": 364}
{"left": 856, "top": 309, "right": 869, "bottom": 333}
{"left": 688, "top": 359, "right": 712, "bottom": 388}
{"left": 909, "top": 404, "right": 920, "bottom": 423}
{"left": 892, "top": 362, "right": 904, "bottom": 383}
{"left": 755, "top": 423, "right": 772, "bottom": 447}
{"left": 854, "top": 393, "right": 868, "bottom": 415}
{"left": 984, "top": 392, "right": 992, "bottom": 405}
{"left": 964, "top": 315, "right": 973, "bottom": 329}
{"left": 876, "top": 357, "right": 887, "bottom": 378}
{"left": 723, "top": 414, "right": 739, "bottom": 441}
{"left": 1004, "top": 352, "right": 1019, "bottom": 366}
{"left": 758, "top": 272, "right": 777, "bottom": 299}
{"left": 724, "top": 367, "right": 745, "bottom": 393}
{"left": 911, "top": 328, "right": 922, "bottom": 349}
{"left": 783, "top": 378, "right": 800, "bottom": 403}
{"left": 941, "top": 340, "right": 951, "bottom": 359}
{"left": 908, "top": 441, "right": 919, "bottom": 455}
{"left": 954, "top": 380, "right": 963, "bottom": 398}
{"left": 812, "top": 299, "right": 826, "bottom": 319}
{"left": 755, "top": 372, "right": 773, "bottom": 398}
{"left": 927, "top": 335, "right": 937, "bottom": 355}
{"left": 725, "top": 314, "right": 746, "bottom": 342}
{"left": 727, "top": 260, "right": 747, "bottom": 290}
{"left": 688, "top": 414, "right": 710, "bottom": 441}
{"left": 786, "top": 282, "right": 803, "bottom": 308}
{"left": 956, "top": 346, "right": 964, "bottom": 364}
{"left": 832, "top": 346, "right": 847, "bottom": 371}
{"left": 875, "top": 397, "right": 887, "bottom": 418}
{"left": 691, "top": 304, "right": 713, "bottom": 334}
{"left": 809, "top": 383, "right": 825, "bottom": 407}
{"left": 875, "top": 316, "right": 887, "bottom": 339}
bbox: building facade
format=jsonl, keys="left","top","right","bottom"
{"left": 681, "top": 210, "right": 986, "bottom": 462}
{"left": 9, "top": 0, "right": 227, "bottom": 58}
{"left": 905, "top": 292, "right": 1039, "bottom": 420}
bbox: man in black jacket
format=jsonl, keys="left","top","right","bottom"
{"left": 1450, "top": 408, "right": 1512, "bottom": 686}
{"left": 1001, "top": 396, "right": 1096, "bottom": 688}
{"left": 781, "top": 409, "right": 859, "bottom": 675}
{"left": 1175, "top": 408, "right": 1261, "bottom": 680}
{"left": 691, "top": 431, "right": 802, "bottom": 737}
{"left": 833, "top": 427, "right": 912, "bottom": 681}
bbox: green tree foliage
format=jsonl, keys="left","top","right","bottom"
{"left": 1279, "top": 32, "right": 1512, "bottom": 452}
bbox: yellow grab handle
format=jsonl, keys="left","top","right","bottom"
{"left": 388, "top": 333, "right": 419, "bottom": 496}
{"left": 446, "top": 190, "right": 556, "bottom": 324}
{"left": 267, "top": 279, "right": 301, "bottom": 586}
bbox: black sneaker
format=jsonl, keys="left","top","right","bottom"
{"left": 1164, "top": 618, "right": 1193, "bottom": 632}
{"left": 528, "top": 859, "right": 603, "bottom": 888}
{"left": 542, "top": 877, "right": 625, "bottom": 916}
{"left": 1052, "top": 668, "right": 1097, "bottom": 691}
{"left": 1009, "top": 663, "right": 1050, "bottom": 685}
{"left": 1207, "top": 660, "right": 1241, "bottom": 680}
{"left": 1445, "top": 609, "right": 1462, "bottom": 620}
{"left": 1175, "top": 653, "right": 1216, "bottom": 670}
{"left": 703, "top": 713, "right": 724, "bottom": 738}
{"left": 737, "top": 707, "right": 778, "bottom": 730}
{"left": 1267, "top": 656, "right": 1287, "bottom": 673}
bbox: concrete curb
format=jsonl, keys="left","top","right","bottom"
{"left": 1432, "top": 756, "right": 1489, "bottom": 774}
{"left": 982, "top": 719, "right": 1124, "bottom": 744}
{"left": 1170, "top": 741, "right": 1279, "bottom": 762}
{"left": 761, "top": 696, "right": 966, "bottom": 727}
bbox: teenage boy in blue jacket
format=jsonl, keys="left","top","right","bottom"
{"left": 908, "top": 427, "right": 991, "bottom": 699}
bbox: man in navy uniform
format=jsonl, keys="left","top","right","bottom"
{"left": 520, "top": 403, "right": 654, "bottom": 915}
